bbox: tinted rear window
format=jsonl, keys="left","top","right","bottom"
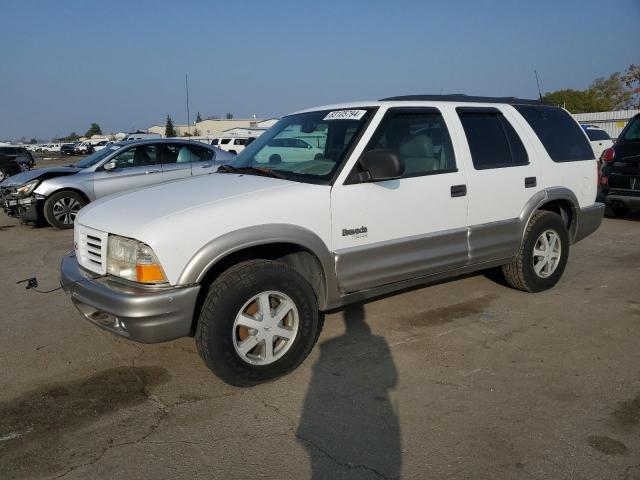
{"left": 457, "top": 109, "right": 528, "bottom": 170}
{"left": 585, "top": 129, "right": 610, "bottom": 141}
{"left": 514, "top": 105, "right": 594, "bottom": 161}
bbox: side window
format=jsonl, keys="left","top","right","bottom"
{"left": 188, "top": 144, "right": 214, "bottom": 161}
{"left": 514, "top": 105, "right": 595, "bottom": 161}
{"left": 111, "top": 145, "right": 158, "bottom": 169}
{"left": 220, "top": 138, "right": 231, "bottom": 145}
{"left": 457, "top": 108, "right": 528, "bottom": 169}
{"left": 361, "top": 108, "right": 457, "bottom": 178}
{"left": 235, "top": 138, "right": 248, "bottom": 146}
{"left": 159, "top": 144, "right": 181, "bottom": 164}
{"left": 211, "top": 138, "right": 219, "bottom": 145}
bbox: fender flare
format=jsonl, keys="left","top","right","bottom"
{"left": 518, "top": 187, "right": 579, "bottom": 245}
{"left": 177, "top": 224, "right": 340, "bottom": 310}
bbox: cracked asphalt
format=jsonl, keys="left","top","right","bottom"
{"left": 1, "top": 196, "right": 640, "bottom": 479}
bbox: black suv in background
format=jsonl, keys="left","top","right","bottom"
{"left": 0, "top": 147, "right": 35, "bottom": 172}
{"left": 600, "top": 114, "right": 640, "bottom": 217}
{"left": 0, "top": 153, "right": 22, "bottom": 182}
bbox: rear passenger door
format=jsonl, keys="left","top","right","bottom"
{"left": 331, "top": 107, "right": 469, "bottom": 293}
{"left": 159, "top": 143, "right": 193, "bottom": 181}
{"left": 453, "top": 106, "right": 540, "bottom": 263}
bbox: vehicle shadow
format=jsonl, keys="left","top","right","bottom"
{"left": 297, "top": 304, "right": 402, "bottom": 479}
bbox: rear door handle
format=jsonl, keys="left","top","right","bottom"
{"left": 525, "top": 176, "right": 537, "bottom": 188}
{"left": 450, "top": 184, "right": 467, "bottom": 197}
{"left": 200, "top": 163, "right": 214, "bottom": 168}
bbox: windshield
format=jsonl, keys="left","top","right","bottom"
{"left": 620, "top": 117, "right": 640, "bottom": 141}
{"left": 73, "top": 145, "right": 120, "bottom": 168}
{"left": 225, "top": 108, "right": 373, "bottom": 183}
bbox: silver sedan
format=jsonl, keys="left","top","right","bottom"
{"left": 0, "top": 139, "right": 236, "bottom": 229}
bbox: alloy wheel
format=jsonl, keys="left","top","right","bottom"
{"left": 52, "top": 197, "right": 81, "bottom": 225}
{"left": 232, "top": 290, "right": 299, "bottom": 365}
{"left": 533, "top": 229, "right": 562, "bottom": 278}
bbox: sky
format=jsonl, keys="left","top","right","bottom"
{"left": 1, "top": 0, "right": 638, "bottom": 140}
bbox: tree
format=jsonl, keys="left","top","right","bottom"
{"left": 589, "top": 72, "right": 632, "bottom": 110}
{"left": 164, "top": 115, "right": 176, "bottom": 137}
{"left": 541, "top": 89, "right": 609, "bottom": 113}
{"left": 193, "top": 127, "right": 200, "bottom": 136}
{"left": 226, "top": 112, "right": 233, "bottom": 119}
{"left": 622, "top": 64, "right": 640, "bottom": 108}
{"left": 85, "top": 123, "right": 102, "bottom": 137}
{"left": 195, "top": 112, "right": 202, "bottom": 123}
{"left": 29, "top": 138, "right": 38, "bottom": 144}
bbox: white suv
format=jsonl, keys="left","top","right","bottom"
{"left": 210, "top": 137, "right": 253, "bottom": 154}
{"left": 61, "top": 95, "right": 604, "bottom": 385}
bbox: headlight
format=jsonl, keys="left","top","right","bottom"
{"left": 16, "top": 180, "right": 39, "bottom": 196}
{"left": 106, "top": 235, "right": 167, "bottom": 284}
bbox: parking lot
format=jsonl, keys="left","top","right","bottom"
{"left": 0, "top": 185, "right": 638, "bottom": 479}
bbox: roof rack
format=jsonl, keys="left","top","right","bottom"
{"left": 379, "top": 94, "right": 543, "bottom": 105}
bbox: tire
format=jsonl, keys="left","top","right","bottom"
{"left": 195, "top": 259, "right": 324, "bottom": 386}
{"left": 502, "top": 210, "right": 569, "bottom": 293}
{"left": 0, "top": 168, "right": 7, "bottom": 182}
{"left": 43, "top": 190, "right": 87, "bottom": 229}
{"left": 610, "top": 206, "right": 629, "bottom": 218}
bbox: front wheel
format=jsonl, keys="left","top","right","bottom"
{"left": 0, "top": 168, "right": 7, "bottom": 182}
{"left": 195, "top": 260, "right": 324, "bottom": 386}
{"left": 502, "top": 210, "right": 569, "bottom": 292}
{"left": 43, "top": 190, "right": 87, "bottom": 229}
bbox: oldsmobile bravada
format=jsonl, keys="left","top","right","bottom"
{"left": 61, "top": 95, "right": 604, "bottom": 385}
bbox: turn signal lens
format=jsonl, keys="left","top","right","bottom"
{"left": 601, "top": 148, "right": 615, "bottom": 163}
{"left": 136, "top": 264, "right": 166, "bottom": 283}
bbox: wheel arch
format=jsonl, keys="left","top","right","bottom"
{"left": 179, "top": 225, "right": 339, "bottom": 332}
{"left": 519, "top": 187, "right": 579, "bottom": 245}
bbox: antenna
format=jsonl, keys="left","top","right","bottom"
{"left": 534, "top": 70, "right": 543, "bottom": 101}
{"left": 185, "top": 74, "right": 191, "bottom": 138}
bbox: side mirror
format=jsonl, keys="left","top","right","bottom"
{"left": 357, "top": 149, "right": 404, "bottom": 182}
{"left": 103, "top": 160, "right": 117, "bottom": 171}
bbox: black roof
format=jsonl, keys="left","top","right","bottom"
{"left": 380, "top": 94, "right": 542, "bottom": 105}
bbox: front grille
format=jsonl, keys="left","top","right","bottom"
{"left": 75, "top": 225, "right": 108, "bottom": 275}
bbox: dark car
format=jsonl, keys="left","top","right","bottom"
{"left": 60, "top": 143, "right": 78, "bottom": 156}
{"left": 0, "top": 153, "right": 22, "bottom": 182}
{"left": 0, "top": 146, "right": 35, "bottom": 172}
{"left": 600, "top": 114, "right": 640, "bottom": 217}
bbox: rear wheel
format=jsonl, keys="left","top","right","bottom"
{"left": 195, "top": 260, "right": 324, "bottom": 386}
{"left": 502, "top": 210, "right": 569, "bottom": 292}
{"left": 0, "top": 168, "right": 7, "bottom": 182}
{"left": 608, "top": 206, "right": 629, "bottom": 218}
{"left": 43, "top": 190, "right": 87, "bottom": 229}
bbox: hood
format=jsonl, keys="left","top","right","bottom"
{"left": 77, "top": 172, "right": 333, "bottom": 285}
{"left": 77, "top": 173, "right": 297, "bottom": 235}
{"left": 0, "top": 166, "right": 79, "bottom": 187}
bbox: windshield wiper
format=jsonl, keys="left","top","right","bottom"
{"left": 217, "top": 164, "right": 286, "bottom": 180}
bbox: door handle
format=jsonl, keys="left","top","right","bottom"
{"left": 200, "top": 163, "right": 213, "bottom": 168}
{"left": 450, "top": 184, "right": 467, "bottom": 197}
{"left": 145, "top": 170, "right": 161, "bottom": 174}
{"left": 524, "top": 176, "right": 537, "bottom": 188}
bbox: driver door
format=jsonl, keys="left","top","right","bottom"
{"left": 92, "top": 144, "right": 163, "bottom": 198}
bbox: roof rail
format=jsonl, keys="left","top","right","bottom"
{"left": 379, "top": 94, "right": 543, "bottom": 105}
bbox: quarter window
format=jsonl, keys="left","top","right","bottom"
{"left": 514, "top": 105, "right": 594, "bottom": 161}
{"left": 360, "top": 109, "right": 456, "bottom": 178}
{"left": 457, "top": 109, "right": 528, "bottom": 169}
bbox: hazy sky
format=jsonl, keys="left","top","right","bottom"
{"left": 1, "top": 0, "right": 638, "bottom": 140}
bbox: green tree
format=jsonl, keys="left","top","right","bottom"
{"left": 541, "top": 89, "right": 608, "bottom": 113}
{"left": 589, "top": 72, "right": 632, "bottom": 110}
{"left": 164, "top": 115, "right": 176, "bottom": 137}
{"left": 193, "top": 127, "right": 200, "bottom": 136}
{"left": 195, "top": 112, "right": 202, "bottom": 123}
{"left": 622, "top": 64, "right": 640, "bottom": 108}
{"left": 29, "top": 138, "right": 38, "bottom": 144}
{"left": 226, "top": 112, "right": 233, "bottom": 119}
{"left": 85, "top": 123, "right": 102, "bottom": 137}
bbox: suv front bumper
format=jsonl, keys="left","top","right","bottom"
{"left": 60, "top": 252, "right": 200, "bottom": 343}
